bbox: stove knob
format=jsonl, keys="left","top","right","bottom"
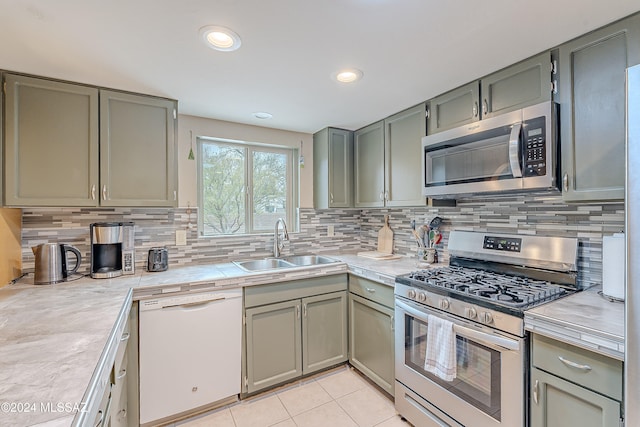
{"left": 464, "top": 307, "right": 477, "bottom": 319}
{"left": 408, "top": 289, "right": 417, "bottom": 299}
{"left": 481, "top": 312, "right": 494, "bottom": 324}
{"left": 439, "top": 299, "right": 450, "bottom": 310}
{"left": 418, "top": 292, "right": 427, "bottom": 302}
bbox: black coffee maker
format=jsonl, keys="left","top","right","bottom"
{"left": 90, "top": 222, "right": 123, "bottom": 279}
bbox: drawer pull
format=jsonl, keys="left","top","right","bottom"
{"left": 558, "top": 355, "right": 592, "bottom": 372}
{"left": 117, "top": 369, "right": 127, "bottom": 380}
{"left": 533, "top": 379, "right": 539, "bottom": 404}
{"left": 120, "top": 332, "right": 130, "bottom": 342}
{"left": 365, "top": 287, "right": 376, "bottom": 293}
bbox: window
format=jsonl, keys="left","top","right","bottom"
{"left": 198, "top": 137, "right": 298, "bottom": 236}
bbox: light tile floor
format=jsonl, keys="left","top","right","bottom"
{"left": 173, "top": 366, "right": 413, "bottom": 427}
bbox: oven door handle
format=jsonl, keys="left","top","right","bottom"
{"left": 395, "top": 299, "right": 520, "bottom": 352}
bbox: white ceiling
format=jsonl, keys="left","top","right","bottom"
{"left": 1, "top": 0, "right": 639, "bottom": 134}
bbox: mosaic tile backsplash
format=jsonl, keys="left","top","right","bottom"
{"left": 20, "top": 194, "right": 624, "bottom": 288}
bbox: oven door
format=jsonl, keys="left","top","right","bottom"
{"left": 394, "top": 297, "right": 526, "bottom": 427}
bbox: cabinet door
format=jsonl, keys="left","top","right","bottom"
{"left": 427, "top": 81, "right": 480, "bottom": 134}
{"left": 530, "top": 367, "right": 621, "bottom": 427}
{"left": 245, "top": 300, "right": 302, "bottom": 393}
{"left": 558, "top": 13, "right": 640, "bottom": 202}
{"left": 302, "top": 291, "right": 348, "bottom": 374}
{"left": 348, "top": 293, "right": 394, "bottom": 396}
{"left": 354, "top": 121, "right": 385, "bottom": 207}
{"left": 481, "top": 51, "right": 552, "bottom": 118}
{"left": 4, "top": 74, "right": 99, "bottom": 206}
{"left": 328, "top": 129, "right": 353, "bottom": 208}
{"left": 384, "top": 104, "right": 426, "bottom": 207}
{"left": 100, "top": 90, "right": 177, "bottom": 207}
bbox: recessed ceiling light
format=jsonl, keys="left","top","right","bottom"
{"left": 253, "top": 112, "right": 273, "bottom": 119}
{"left": 199, "top": 25, "right": 241, "bottom": 51}
{"left": 335, "top": 69, "right": 363, "bottom": 83}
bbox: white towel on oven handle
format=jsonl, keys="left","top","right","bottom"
{"left": 424, "top": 314, "right": 457, "bottom": 381}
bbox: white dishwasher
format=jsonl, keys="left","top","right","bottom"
{"left": 139, "top": 288, "right": 242, "bottom": 425}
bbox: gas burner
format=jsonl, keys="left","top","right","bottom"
{"left": 406, "top": 265, "right": 567, "bottom": 309}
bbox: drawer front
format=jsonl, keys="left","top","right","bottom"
{"left": 348, "top": 275, "right": 394, "bottom": 308}
{"left": 532, "top": 334, "right": 622, "bottom": 400}
{"left": 245, "top": 274, "right": 348, "bottom": 308}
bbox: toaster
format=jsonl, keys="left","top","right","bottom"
{"left": 147, "top": 247, "right": 169, "bottom": 272}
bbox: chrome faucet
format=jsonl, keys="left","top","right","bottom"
{"left": 273, "top": 218, "right": 289, "bottom": 258}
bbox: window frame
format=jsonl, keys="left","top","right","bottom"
{"left": 197, "top": 136, "right": 299, "bottom": 237}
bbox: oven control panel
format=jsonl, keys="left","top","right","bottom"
{"left": 483, "top": 236, "right": 522, "bottom": 252}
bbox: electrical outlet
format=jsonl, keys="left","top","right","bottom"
{"left": 327, "top": 225, "right": 335, "bottom": 237}
{"left": 176, "top": 229, "right": 187, "bottom": 246}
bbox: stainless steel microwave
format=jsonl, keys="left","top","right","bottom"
{"left": 422, "top": 102, "right": 559, "bottom": 198}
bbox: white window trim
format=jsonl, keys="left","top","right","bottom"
{"left": 197, "top": 136, "right": 299, "bottom": 237}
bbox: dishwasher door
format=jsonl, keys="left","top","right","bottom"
{"left": 139, "top": 288, "right": 242, "bottom": 425}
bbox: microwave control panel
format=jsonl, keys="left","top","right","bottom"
{"left": 523, "top": 116, "right": 546, "bottom": 176}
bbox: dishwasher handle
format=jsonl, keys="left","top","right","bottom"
{"left": 161, "top": 295, "right": 226, "bottom": 309}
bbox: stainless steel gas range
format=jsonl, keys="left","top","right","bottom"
{"left": 394, "top": 230, "right": 579, "bottom": 427}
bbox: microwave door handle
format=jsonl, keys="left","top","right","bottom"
{"left": 509, "top": 123, "right": 523, "bottom": 178}
{"left": 395, "top": 299, "right": 520, "bottom": 351}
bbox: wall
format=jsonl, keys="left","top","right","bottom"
{"left": 177, "top": 114, "right": 315, "bottom": 209}
{"left": 0, "top": 208, "right": 22, "bottom": 286}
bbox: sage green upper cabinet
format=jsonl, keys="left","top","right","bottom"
{"left": 354, "top": 121, "right": 385, "bottom": 207}
{"left": 481, "top": 51, "right": 553, "bottom": 118}
{"left": 313, "top": 127, "right": 353, "bottom": 208}
{"left": 384, "top": 104, "right": 426, "bottom": 207}
{"left": 427, "top": 52, "right": 552, "bottom": 134}
{"left": 100, "top": 90, "right": 177, "bottom": 207}
{"left": 557, "top": 13, "right": 640, "bottom": 202}
{"left": 3, "top": 74, "right": 99, "bottom": 206}
{"left": 427, "top": 81, "right": 480, "bottom": 134}
{"left": 354, "top": 104, "right": 426, "bottom": 208}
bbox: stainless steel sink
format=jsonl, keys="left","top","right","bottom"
{"left": 283, "top": 255, "right": 338, "bottom": 266}
{"left": 233, "top": 258, "right": 295, "bottom": 272}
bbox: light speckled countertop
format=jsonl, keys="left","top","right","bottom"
{"left": 0, "top": 253, "right": 626, "bottom": 426}
{"left": 525, "top": 286, "right": 624, "bottom": 360}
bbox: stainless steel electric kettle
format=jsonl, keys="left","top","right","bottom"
{"left": 32, "top": 243, "right": 82, "bottom": 285}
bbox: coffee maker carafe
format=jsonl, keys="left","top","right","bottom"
{"left": 90, "top": 222, "right": 124, "bottom": 279}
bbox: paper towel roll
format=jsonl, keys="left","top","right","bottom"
{"left": 603, "top": 233, "right": 625, "bottom": 300}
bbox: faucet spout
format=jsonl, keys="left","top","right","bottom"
{"left": 274, "top": 218, "right": 289, "bottom": 258}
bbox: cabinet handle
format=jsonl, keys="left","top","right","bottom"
{"left": 558, "top": 355, "right": 592, "bottom": 372}
{"left": 102, "top": 185, "right": 107, "bottom": 201}
{"left": 116, "top": 368, "right": 127, "bottom": 380}
{"left": 390, "top": 315, "right": 394, "bottom": 331}
{"left": 91, "top": 185, "right": 96, "bottom": 200}
{"left": 533, "top": 379, "right": 539, "bottom": 404}
{"left": 472, "top": 102, "right": 478, "bottom": 118}
{"left": 117, "top": 409, "right": 127, "bottom": 421}
{"left": 120, "top": 332, "right": 130, "bottom": 342}
{"left": 296, "top": 305, "right": 301, "bottom": 319}
{"left": 94, "top": 410, "right": 104, "bottom": 427}
{"left": 330, "top": 193, "right": 334, "bottom": 203}
{"left": 562, "top": 173, "right": 569, "bottom": 192}
{"left": 173, "top": 190, "right": 177, "bottom": 201}
{"left": 482, "top": 99, "right": 489, "bottom": 115}
{"left": 365, "top": 287, "right": 376, "bottom": 293}
{"left": 379, "top": 192, "right": 384, "bottom": 201}
{"left": 303, "top": 303, "right": 307, "bottom": 318}
{"left": 384, "top": 191, "right": 389, "bottom": 202}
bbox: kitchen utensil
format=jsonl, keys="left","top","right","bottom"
{"left": 377, "top": 215, "right": 393, "bottom": 254}
{"left": 147, "top": 247, "right": 169, "bottom": 272}
{"left": 411, "top": 230, "right": 425, "bottom": 248}
{"left": 32, "top": 243, "right": 82, "bottom": 285}
{"left": 429, "top": 216, "right": 443, "bottom": 229}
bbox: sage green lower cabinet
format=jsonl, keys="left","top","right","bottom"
{"left": 530, "top": 334, "right": 623, "bottom": 427}
{"left": 348, "top": 275, "right": 395, "bottom": 396}
{"left": 243, "top": 275, "right": 348, "bottom": 395}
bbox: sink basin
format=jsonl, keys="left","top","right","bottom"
{"left": 283, "top": 255, "right": 338, "bottom": 266}
{"left": 233, "top": 258, "right": 295, "bottom": 272}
